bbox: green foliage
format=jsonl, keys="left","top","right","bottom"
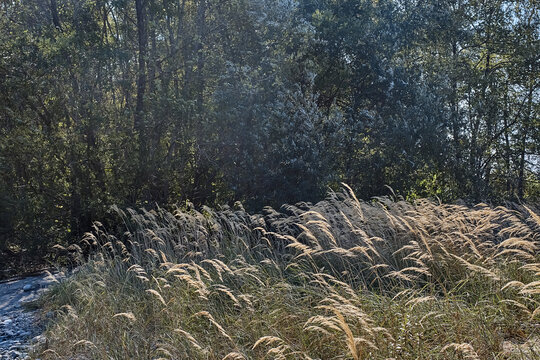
{"left": 0, "top": 0, "right": 538, "bottom": 263}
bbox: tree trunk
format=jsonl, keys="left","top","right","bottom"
{"left": 502, "top": 83, "right": 512, "bottom": 196}
{"left": 50, "top": 0, "right": 62, "bottom": 30}
{"left": 517, "top": 84, "right": 533, "bottom": 199}
{"left": 135, "top": 0, "right": 147, "bottom": 135}
{"left": 196, "top": 0, "right": 206, "bottom": 114}
{"left": 135, "top": 0, "right": 148, "bottom": 199}
{"left": 451, "top": 39, "right": 463, "bottom": 188}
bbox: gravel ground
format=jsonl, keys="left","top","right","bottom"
{"left": 0, "top": 272, "right": 61, "bottom": 359}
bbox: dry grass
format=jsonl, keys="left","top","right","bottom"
{"left": 35, "top": 186, "right": 540, "bottom": 359}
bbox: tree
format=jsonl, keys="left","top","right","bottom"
{"left": 0, "top": 0, "right": 538, "bottom": 267}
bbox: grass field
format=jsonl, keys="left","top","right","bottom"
{"left": 35, "top": 186, "right": 540, "bottom": 359}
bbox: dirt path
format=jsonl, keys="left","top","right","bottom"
{"left": 0, "top": 271, "right": 62, "bottom": 359}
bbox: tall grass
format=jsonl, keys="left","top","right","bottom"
{"left": 37, "top": 186, "right": 540, "bottom": 359}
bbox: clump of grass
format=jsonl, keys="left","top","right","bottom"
{"left": 36, "top": 186, "right": 540, "bottom": 359}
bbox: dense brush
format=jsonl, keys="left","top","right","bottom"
{"left": 36, "top": 186, "right": 540, "bottom": 359}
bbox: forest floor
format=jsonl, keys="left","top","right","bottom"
{"left": 0, "top": 272, "right": 61, "bottom": 359}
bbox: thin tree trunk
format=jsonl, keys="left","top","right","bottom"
{"left": 517, "top": 84, "right": 533, "bottom": 199}
{"left": 451, "top": 39, "right": 462, "bottom": 186}
{"left": 502, "top": 83, "right": 512, "bottom": 196}
{"left": 135, "top": 0, "right": 147, "bottom": 135}
{"left": 196, "top": 0, "right": 206, "bottom": 114}
{"left": 50, "top": 0, "right": 62, "bottom": 30}
{"left": 135, "top": 0, "right": 148, "bottom": 199}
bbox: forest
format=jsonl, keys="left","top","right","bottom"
{"left": 1, "top": 0, "right": 540, "bottom": 359}
{"left": 0, "top": 0, "right": 539, "bottom": 266}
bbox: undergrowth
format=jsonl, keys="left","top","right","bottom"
{"left": 36, "top": 185, "right": 540, "bottom": 359}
